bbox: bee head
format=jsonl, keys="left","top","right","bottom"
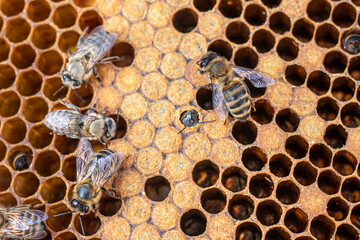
{"left": 14, "top": 155, "right": 29, "bottom": 171}
{"left": 197, "top": 52, "right": 218, "bottom": 69}
{"left": 105, "top": 117, "right": 116, "bottom": 139}
{"left": 61, "top": 70, "right": 81, "bottom": 89}
{"left": 70, "top": 199, "right": 89, "bottom": 214}
{"left": 180, "top": 110, "right": 199, "bottom": 127}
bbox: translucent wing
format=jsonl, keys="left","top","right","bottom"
{"left": 212, "top": 80, "right": 229, "bottom": 121}
{"left": 76, "top": 138, "right": 95, "bottom": 184}
{"left": 24, "top": 226, "right": 48, "bottom": 240}
{"left": 230, "top": 64, "right": 275, "bottom": 88}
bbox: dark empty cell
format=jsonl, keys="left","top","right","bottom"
{"left": 221, "top": 166, "right": 247, "bottom": 192}
{"left": 327, "top": 197, "right": 349, "bottom": 221}
{"left": 228, "top": 195, "right": 254, "bottom": 220}
{"left": 275, "top": 109, "right": 300, "bottom": 132}
{"left": 242, "top": 147, "right": 267, "bottom": 171}
{"left": 43, "top": 77, "right": 68, "bottom": 101}
{"left": 333, "top": 150, "right": 357, "bottom": 176}
{"left": 58, "top": 30, "right": 80, "bottom": 53}
{"left": 261, "top": 0, "right": 281, "bottom": 8}
{"left": 252, "top": 29, "right": 275, "bottom": 53}
{"left": 306, "top": 0, "right": 331, "bottom": 22}
{"left": 244, "top": 78, "right": 266, "bottom": 98}
{"left": 145, "top": 176, "right": 171, "bottom": 201}
{"left": 284, "top": 208, "right": 308, "bottom": 233}
{"left": 294, "top": 161, "right": 317, "bottom": 186}
{"left": 277, "top": 181, "right": 299, "bottom": 204}
{"left": 249, "top": 174, "right": 274, "bottom": 198}
{"left": 13, "top": 172, "right": 39, "bottom": 197}
{"left": 285, "top": 64, "right": 306, "bottom": 86}
{"left": 172, "top": 8, "right": 198, "bottom": 33}
{"left": 27, "top": 0, "right": 51, "bottom": 22}
{"left": 0, "top": 0, "right": 24, "bottom": 16}
{"left": 235, "top": 222, "right": 262, "bottom": 240}
{"left": 244, "top": 4, "right": 266, "bottom": 26}
{"left": 69, "top": 83, "right": 93, "bottom": 108}
{"left": 316, "top": 97, "right": 339, "bottom": 121}
{"left": 193, "top": 0, "right": 216, "bottom": 12}
{"left": 352, "top": 0, "right": 360, "bottom": 5}
{"left": 73, "top": 0, "right": 95, "bottom": 7}
{"left": 341, "top": 177, "right": 360, "bottom": 203}
{"left": 5, "top": 18, "right": 31, "bottom": 43}
{"left": 11, "top": 44, "right": 36, "bottom": 69}
{"left": 54, "top": 135, "right": 79, "bottom": 155}
{"left": 99, "top": 192, "right": 121, "bottom": 216}
{"left": 285, "top": 135, "right": 309, "bottom": 159}
{"left": 2, "top": 117, "right": 26, "bottom": 144}
{"left": 342, "top": 33, "right": 360, "bottom": 55}
{"left": 306, "top": 70, "right": 330, "bottom": 96}
{"left": 323, "top": 51, "right": 347, "bottom": 74}
{"left": 234, "top": 47, "right": 258, "bottom": 69}
{"left": 201, "top": 188, "right": 226, "bottom": 214}
{"left": 256, "top": 200, "right": 282, "bottom": 226}
{"left": 0, "top": 38, "right": 9, "bottom": 61}
{"left": 62, "top": 156, "right": 76, "bottom": 182}
{"left": 265, "top": 228, "right": 291, "bottom": 240}
{"left": 74, "top": 212, "right": 101, "bottom": 236}
{"left": 309, "top": 143, "right": 332, "bottom": 168}
{"left": 207, "top": 39, "right": 233, "bottom": 60}
{"left": 180, "top": 209, "right": 207, "bottom": 236}
{"left": 109, "top": 114, "right": 127, "bottom": 139}
{"left": 332, "top": 3, "right": 356, "bottom": 28}
{"left": 37, "top": 50, "right": 63, "bottom": 75}
{"left": 0, "top": 165, "right": 11, "bottom": 192}
{"left": 292, "top": 18, "right": 314, "bottom": 43}
{"left": 276, "top": 37, "right": 299, "bottom": 61}
{"left": 251, "top": 99, "right": 274, "bottom": 124}
{"left": 218, "top": 0, "right": 242, "bottom": 18}
{"left": 196, "top": 87, "right": 213, "bottom": 110}
{"left": 348, "top": 56, "right": 360, "bottom": 80}
{"left": 335, "top": 224, "right": 359, "bottom": 240}
{"left": 324, "top": 124, "right": 347, "bottom": 149}
{"left": 31, "top": 24, "right": 56, "bottom": 49}
{"left": 315, "top": 24, "right": 339, "bottom": 48}
{"left": 269, "top": 12, "right": 291, "bottom": 35}
{"left": 192, "top": 160, "right": 219, "bottom": 188}
{"left": 79, "top": 10, "right": 103, "bottom": 31}
{"left": 34, "top": 150, "right": 60, "bottom": 177}
{"left": 53, "top": 4, "right": 77, "bottom": 29}
{"left": 341, "top": 103, "right": 360, "bottom": 128}
{"left": 40, "top": 177, "right": 66, "bottom": 203}
{"left": 0, "top": 91, "right": 20, "bottom": 117}
{"left": 331, "top": 77, "right": 355, "bottom": 101}
{"left": 310, "top": 215, "right": 335, "bottom": 240}
{"left": 47, "top": 203, "right": 72, "bottom": 232}
{"left": 351, "top": 205, "right": 360, "bottom": 229}
{"left": 22, "top": 97, "right": 48, "bottom": 123}
{"left": 317, "top": 170, "right": 341, "bottom": 195}
{"left": 0, "top": 193, "right": 16, "bottom": 207}
{"left": 16, "top": 69, "right": 42, "bottom": 96}
{"left": 226, "top": 21, "right": 250, "bottom": 44}
{"left": 0, "top": 140, "right": 6, "bottom": 161}
{"left": 54, "top": 232, "right": 77, "bottom": 240}
{"left": 269, "top": 154, "right": 292, "bottom": 177}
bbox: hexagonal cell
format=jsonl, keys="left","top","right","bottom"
{"left": 256, "top": 200, "right": 282, "bottom": 226}
{"left": 332, "top": 3, "right": 356, "bottom": 28}
{"left": 172, "top": 8, "right": 198, "bottom": 33}
{"left": 316, "top": 97, "right": 339, "bottom": 121}
{"left": 249, "top": 174, "right": 274, "bottom": 199}
{"left": 324, "top": 124, "right": 347, "bottom": 149}
{"left": 294, "top": 161, "right": 317, "bottom": 186}
{"left": 192, "top": 160, "right": 219, "bottom": 188}
{"left": 226, "top": 21, "right": 249, "bottom": 44}
{"left": 99, "top": 192, "right": 121, "bottom": 217}
{"left": 331, "top": 77, "right": 355, "bottom": 102}
{"left": 40, "top": 177, "right": 66, "bottom": 203}
{"left": 234, "top": 47, "right": 258, "bottom": 69}
{"left": 317, "top": 170, "right": 341, "bottom": 195}
{"left": 201, "top": 188, "right": 226, "bottom": 214}
{"left": 348, "top": 56, "right": 360, "bottom": 80}
{"left": 306, "top": 70, "right": 330, "bottom": 96}
{"left": 109, "top": 114, "right": 127, "bottom": 140}
{"left": 46, "top": 203, "right": 72, "bottom": 232}
{"left": 261, "top": 0, "right": 281, "bottom": 8}
{"left": 285, "top": 64, "right": 306, "bottom": 86}
{"left": 53, "top": 4, "right": 77, "bottom": 29}
{"left": 28, "top": 123, "right": 53, "bottom": 149}
{"left": 309, "top": 143, "right": 332, "bottom": 168}
{"left": 342, "top": 177, "right": 360, "bottom": 203}
{"left": 333, "top": 150, "right": 357, "bottom": 176}
{"left": 37, "top": 50, "right": 64, "bottom": 75}
{"left": 252, "top": 99, "right": 274, "bottom": 124}
{"left": 327, "top": 197, "right": 349, "bottom": 221}
{"left": 265, "top": 227, "right": 291, "bottom": 240}
{"left": 285, "top": 135, "right": 309, "bottom": 159}
{"left": 221, "top": 166, "right": 247, "bottom": 192}
{"left": 22, "top": 97, "right": 48, "bottom": 123}
{"left": 0, "top": 64, "right": 16, "bottom": 89}
{"left": 310, "top": 215, "right": 335, "bottom": 240}
{"left": 242, "top": 147, "right": 267, "bottom": 171}
{"left": 269, "top": 154, "right": 292, "bottom": 177}
{"left": 208, "top": 39, "right": 233, "bottom": 60}
{"left": 228, "top": 195, "right": 254, "bottom": 220}
{"left": 69, "top": 84, "right": 93, "bottom": 108}
{"left": 0, "top": 0, "right": 24, "bottom": 16}
{"left": 351, "top": 205, "right": 360, "bottom": 229}
{"left": 306, "top": 0, "right": 331, "bottom": 22}
{"left": 16, "top": 69, "right": 42, "bottom": 96}
{"left": 180, "top": 209, "right": 206, "bottom": 236}
{"left": 5, "top": 18, "right": 31, "bottom": 43}
{"left": 244, "top": 4, "right": 266, "bottom": 26}
{"left": 276, "top": 37, "right": 299, "bottom": 61}
{"left": 7, "top": 145, "right": 32, "bottom": 170}
{"left": 73, "top": 0, "right": 95, "bottom": 7}
{"left": 292, "top": 18, "right": 314, "bottom": 43}
{"left": 13, "top": 172, "right": 39, "bottom": 197}
{"left": 276, "top": 180, "right": 300, "bottom": 205}
{"left": 58, "top": 30, "right": 80, "bottom": 53}
{"left": 0, "top": 90, "right": 20, "bottom": 117}
{"left": 269, "top": 12, "right": 291, "bottom": 35}
{"left": 54, "top": 135, "right": 79, "bottom": 155}
{"left": 27, "top": 0, "right": 51, "bottom": 22}
{"left": 22, "top": 197, "right": 45, "bottom": 211}
{"left": 34, "top": 150, "right": 60, "bottom": 177}
{"left": 32, "top": 24, "right": 57, "bottom": 49}
{"left": 74, "top": 212, "right": 101, "bottom": 236}
{"left": 0, "top": 192, "right": 17, "bottom": 207}
{"left": 145, "top": 175, "right": 171, "bottom": 202}
{"left": 275, "top": 109, "right": 299, "bottom": 133}
{"left": 43, "top": 76, "right": 68, "bottom": 101}
{"left": 0, "top": 140, "right": 6, "bottom": 161}
{"left": 252, "top": 29, "right": 275, "bottom": 54}
{"left": 284, "top": 208, "right": 308, "bottom": 233}
{"left": 0, "top": 165, "right": 11, "bottom": 192}
{"left": 196, "top": 87, "right": 213, "bottom": 110}
{"left": 79, "top": 10, "right": 103, "bottom": 31}
{"left": 235, "top": 222, "right": 262, "bottom": 240}
{"left": 110, "top": 42, "right": 135, "bottom": 68}
{"left": 323, "top": 51, "right": 347, "bottom": 74}
{"left": 10, "top": 44, "right": 36, "bottom": 69}
{"left": 315, "top": 23, "right": 339, "bottom": 48}
{"left": 2, "top": 117, "right": 26, "bottom": 144}
{"left": 218, "top": 0, "right": 242, "bottom": 18}
{"left": 341, "top": 103, "right": 360, "bottom": 128}
{"left": 232, "top": 120, "right": 257, "bottom": 145}
{"left": 54, "top": 232, "right": 78, "bottom": 240}
{"left": 62, "top": 156, "right": 76, "bottom": 182}
{"left": 335, "top": 224, "right": 359, "bottom": 240}
{"left": 0, "top": 38, "right": 10, "bottom": 61}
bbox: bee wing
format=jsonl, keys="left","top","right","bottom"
{"left": 23, "top": 227, "right": 48, "bottom": 239}
{"left": 212, "top": 80, "right": 229, "bottom": 121}
{"left": 230, "top": 64, "right": 275, "bottom": 88}
{"left": 76, "top": 138, "right": 95, "bottom": 183}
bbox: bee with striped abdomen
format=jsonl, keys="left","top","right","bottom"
{"left": 12, "top": 152, "right": 32, "bottom": 171}
{"left": 0, "top": 206, "right": 48, "bottom": 239}
{"left": 197, "top": 52, "right": 275, "bottom": 121}
{"left": 178, "top": 109, "right": 215, "bottom": 133}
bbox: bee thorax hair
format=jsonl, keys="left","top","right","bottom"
{"left": 89, "top": 120, "right": 105, "bottom": 136}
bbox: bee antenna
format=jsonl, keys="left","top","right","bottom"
{"left": 53, "top": 211, "right": 75, "bottom": 217}
{"left": 79, "top": 214, "right": 85, "bottom": 236}
{"left": 53, "top": 86, "right": 67, "bottom": 97}
{"left": 73, "top": 89, "right": 85, "bottom": 103}
{"left": 116, "top": 108, "right": 120, "bottom": 124}
{"left": 199, "top": 120, "right": 216, "bottom": 124}
{"left": 178, "top": 127, "right": 186, "bottom": 134}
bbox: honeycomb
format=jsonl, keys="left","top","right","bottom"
{"left": 0, "top": 0, "right": 359, "bottom": 239}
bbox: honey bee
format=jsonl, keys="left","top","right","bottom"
{"left": 44, "top": 100, "right": 117, "bottom": 145}
{"left": 0, "top": 205, "right": 48, "bottom": 239}
{"left": 341, "top": 33, "right": 360, "bottom": 54}
{"left": 178, "top": 109, "right": 215, "bottom": 133}
{"left": 197, "top": 52, "right": 275, "bottom": 121}
{"left": 12, "top": 152, "right": 32, "bottom": 171}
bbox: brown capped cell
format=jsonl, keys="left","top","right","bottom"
{"left": 131, "top": 223, "right": 160, "bottom": 240}
{"left": 154, "top": 27, "right": 181, "bottom": 54}
{"left": 186, "top": 59, "right": 210, "bottom": 87}
{"left": 102, "top": 217, "right": 130, "bottom": 240}
{"left": 123, "top": 195, "right": 151, "bottom": 224}
{"left": 172, "top": 180, "right": 198, "bottom": 209}
{"left": 113, "top": 169, "right": 142, "bottom": 198}
{"left": 152, "top": 202, "right": 179, "bottom": 231}
{"left": 162, "top": 230, "right": 186, "bottom": 240}
{"left": 129, "top": 21, "right": 154, "bottom": 48}
{"left": 184, "top": 133, "right": 211, "bottom": 162}
{"left": 147, "top": 1, "right": 172, "bottom": 28}
{"left": 211, "top": 139, "right": 240, "bottom": 167}
{"left": 163, "top": 153, "right": 191, "bottom": 182}
{"left": 180, "top": 33, "right": 207, "bottom": 60}
{"left": 122, "top": 0, "right": 147, "bottom": 22}
{"left": 141, "top": 71, "right": 167, "bottom": 100}
{"left": 202, "top": 112, "right": 229, "bottom": 139}
{"left": 208, "top": 214, "right": 234, "bottom": 239}
{"left": 154, "top": 126, "right": 182, "bottom": 153}
{"left": 161, "top": 52, "right": 187, "bottom": 79}
{"left": 135, "top": 47, "right": 161, "bottom": 73}
{"left": 115, "top": 67, "right": 141, "bottom": 93}
{"left": 136, "top": 147, "right": 162, "bottom": 175}
{"left": 104, "top": 15, "right": 129, "bottom": 40}
{"left": 128, "top": 120, "right": 154, "bottom": 148}
{"left": 148, "top": 100, "right": 175, "bottom": 127}
{"left": 121, "top": 93, "right": 148, "bottom": 120}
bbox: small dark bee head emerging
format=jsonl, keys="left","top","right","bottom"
{"left": 70, "top": 199, "right": 89, "bottom": 214}
{"left": 13, "top": 152, "right": 31, "bottom": 171}
{"left": 342, "top": 33, "right": 360, "bottom": 54}
{"left": 61, "top": 69, "right": 81, "bottom": 89}
{"left": 105, "top": 117, "right": 117, "bottom": 139}
{"left": 180, "top": 110, "right": 200, "bottom": 128}
{"left": 197, "top": 52, "right": 218, "bottom": 69}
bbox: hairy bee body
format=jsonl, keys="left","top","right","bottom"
{"left": 13, "top": 151, "right": 32, "bottom": 171}
{"left": 180, "top": 110, "right": 200, "bottom": 128}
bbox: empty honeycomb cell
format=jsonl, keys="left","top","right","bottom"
{"left": 34, "top": 150, "right": 60, "bottom": 177}
{"left": 333, "top": 150, "right": 357, "bottom": 176}
{"left": 244, "top": 4, "right": 267, "bottom": 26}
{"left": 310, "top": 215, "right": 335, "bottom": 240}
{"left": 0, "top": 38, "right": 9, "bottom": 61}
{"left": 226, "top": 21, "right": 250, "bottom": 44}
{"left": 27, "top": 0, "right": 51, "bottom": 22}
{"left": 232, "top": 121, "right": 257, "bottom": 145}
{"left": 252, "top": 100, "right": 274, "bottom": 124}
{"left": 13, "top": 172, "right": 39, "bottom": 197}
{"left": 221, "top": 166, "right": 247, "bottom": 192}
{"left": 262, "top": 0, "right": 281, "bottom": 8}
{"left": 235, "top": 222, "right": 262, "bottom": 240}
{"left": 276, "top": 180, "right": 300, "bottom": 205}
{"left": 306, "top": 0, "right": 331, "bottom": 22}
{"left": 43, "top": 77, "right": 68, "bottom": 101}
{"left": 74, "top": 212, "right": 101, "bottom": 236}
{"left": 294, "top": 161, "right": 317, "bottom": 186}
{"left": 40, "top": 177, "right": 66, "bottom": 203}
{"left": 336, "top": 224, "right": 359, "bottom": 240}
{"left": 28, "top": 123, "right": 53, "bottom": 149}
{"left": 269, "top": 154, "right": 292, "bottom": 177}
{"left": 0, "top": 64, "right": 14, "bottom": 89}
{"left": 276, "top": 37, "right": 299, "bottom": 61}
{"left": 331, "top": 77, "right": 355, "bottom": 102}
{"left": 234, "top": 47, "right": 258, "bottom": 69}
{"left": 53, "top": 4, "right": 77, "bottom": 29}
{"left": 79, "top": 10, "right": 103, "bottom": 31}
{"left": 309, "top": 144, "right": 332, "bottom": 168}
{"left": 192, "top": 160, "right": 219, "bottom": 188}
{"left": 145, "top": 176, "right": 171, "bottom": 202}
{"left": 0, "top": 140, "right": 5, "bottom": 161}
{"left": 292, "top": 18, "right": 315, "bottom": 43}
{"left": 1, "top": 0, "right": 24, "bottom": 16}
{"left": 317, "top": 170, "right": 341, "bottom": 195}
{"left": 285, "top": 135, "right": 309, "bottom": 159}
{"left": 348, "top": 56, "right": 360, "bottom": 80}
{"left": 327, "top": 197, "right": 349, "bottom": 221}
{"left": 16, "top": 69, "right": 42, "bottom": 96}
{"left": 284, "top": 208, "right": 308, "bottom": 233}
{"left": 323, "top": 51, "right": 347, "bottom": 74}
{"left": 208, "top": 39, "right": 233, "bottom": 60}
{"left": 0, "top": 192, "right": 16, "bottom": 207}
{"left": 228, "top": 195, "right": 254, "bottom": 220}
{"left": 252, "top": 29, "right": 275, "bottom": 53}
{"left": 0, "top": 165, "right": 11, "bottom": 192}
{"left": 341, "top": 103, "right": 360, "bottom": 128}
{"left": 249, "top": 174, "right": 274, "bottom": 198}
{"left": 54, "top": 232, "right": 77, "bottom": 240}
{"left": 5, "top": 18, "right": 30, "bottom": 43}
{"left": 324, "top": 124, "right": 347, "bottom": 149}
{"left": 317, "top": 97, "right": 339, "bottom": 121}
{"left": 242, "top": 147, "right": 267, "bottom": 171}
{"left": 315, "top": 23, "right": 339, "bottom": 48}
{"left": 22, "top": 97, "right": 48, "bottom": 123}
{"left": 7, "top": 145, "right": 32, "bottom": 170}
{"left": 0, "top": 90, "right": 20, "bottom": 117}
{"left": 2, "top": 117, "right": 26, "bottom": 144}
{"left": 332, "top": 3, "right": 356, "bottom": 28}
{"left": 218, "top": 0, "right": 242, "bottom": 18}
{"left": 306, "top": 70, "right": 330, "bottom": 96}
{"left": 193, "top": 0, "right": 216, "bottom": 11}
{"left": 265, "top": 227, "right": 291, "bottom": 240}
{"left": 23, "top": 197, "right": 45, "bottom": 211}
{"left": 58, "top": 30, "right": 80, "bottom": 53}
{"left": 352, "top": 0, "right": 360, "bottom": 5}
{"left": 109, "top": 42, "right": 134, "bottom": 68}
{"left": 275, "top": 109, "right": 299, "bottom": 133}
{"left": 201, "top": 188, "right": 226, "bottom": 214}
{"left": 54, "top": 135, "right": 79, "bottom": 155}
{"left": 342, "top": 177, "right": 360, "bottom": 203}
{"left": 99, "top": 192, "right": 121, "bottom": 216}
{"left": 47, "top": 203, "right": 72, "bottom": 232}
{"left": 351, "top": 205, "right": 360, "bottom": 229}
{"left": 37, "top": 50, "right": 64, "bottom": 75}
{"left": 256, "top": 200, "right": 282, "bottom": 226}
{"left": 73, "top": 0, "right": 95, "bottom": 7}
{"left": 32, "top": 24, "right": 57, "bottom": 49}
{"left": 69, "top": 84, "right": 93, "bottom": 108}
{"left": 180, "top": 209, "right": 206, "bottom": 236}
{"left": 269, "top": 12, "right": 291, "bottom": 35}
{"left": 172, "top": 8, "right": 198, "bottom": 33}
{"left": 10, "top": 44, "right": 36, "bottom": 69}
{"left": 196, "top": 87, "right": 213, "bottom": 110}
{"left": 285, "top": 65, "right": 306, "bottom": 86}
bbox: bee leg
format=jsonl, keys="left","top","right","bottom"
{"left": 98, "top": 56, "right": 123, "bottom": 63}
{"left": 99, "top": 137, "right": 107, "bottom": 146}
{"left": 92, "top": 67, "right": 103, "bottom": 86}
{"left": 59, "top": 99, "right": 81, "bottom": 112}
{"left": 101, "top": 187, "right": 119, "bottom": 198}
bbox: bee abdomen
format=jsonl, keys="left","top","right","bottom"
{"left": 223, "top": 82, "right": 251, "bottom": 121}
